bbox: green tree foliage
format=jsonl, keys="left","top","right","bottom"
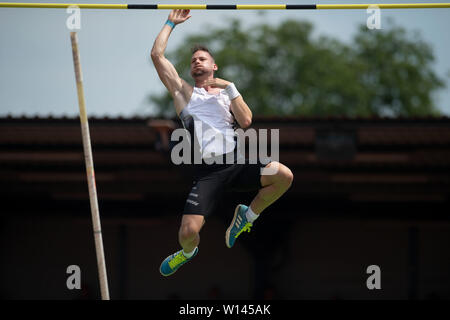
{"left": 148, "top": 19, "right": 445, "bottom": 117}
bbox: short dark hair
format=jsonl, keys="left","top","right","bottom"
{"left": 191, "top": 44, "right": 214, "bottom": 60}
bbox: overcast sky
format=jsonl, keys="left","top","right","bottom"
{"left": 1, "top": 0, "right": 449, "bottom": 118}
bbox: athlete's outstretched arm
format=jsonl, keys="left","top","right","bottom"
{"left": 151, "top": 9, "right": 192, "bottom": 114}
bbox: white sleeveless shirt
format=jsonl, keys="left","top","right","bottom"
{"left": 179, "top": 86, "right": 236, "bottom": 159}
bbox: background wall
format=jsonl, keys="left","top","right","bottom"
{"left": 2, "top": 214, "right": 449, "bottom": 300}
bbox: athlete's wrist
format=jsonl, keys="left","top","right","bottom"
{"left": 224, "top": 83, "right": 241, "bottom": 100}
{"left": 165, "top": 19, "right": 176, "bottom": 29}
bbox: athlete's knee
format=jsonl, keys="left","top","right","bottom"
{"left": 274, "top": 162, "right": 294, "bottom": 189}
{"left": 282, "top": 166, "right": 294, "bottom": 187}
{"left": 179, "top": 222, "right": 200, "bottom": 242}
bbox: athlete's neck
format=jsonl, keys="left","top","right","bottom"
{"left": 194, "top": 74, "right": 212, "bottom": 89}
{"left": 193, "top": 75, "right": 221, "bottom": 94}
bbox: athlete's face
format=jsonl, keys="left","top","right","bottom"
{"left": 190, "top": 50, "right": 217, "bottom": 78}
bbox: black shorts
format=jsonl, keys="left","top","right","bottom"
{"left": 182, "top": 160, "right": 267, "bottom": 217}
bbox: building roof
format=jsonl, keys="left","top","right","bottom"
{"left": 1, "top": 115, "right": 449, "bottom": 217}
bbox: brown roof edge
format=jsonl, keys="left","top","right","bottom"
{"left": 1, "top": 114, "right": 450, "bottom": 124}
{"left": 251, "top": 115, "right": 450, "bottom": 124}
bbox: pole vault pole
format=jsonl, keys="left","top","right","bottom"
{"left": 1, "top": 2, "right": 450, "bottom": 10}
{"left": 70, "top": 32, "right": 110, "bottom": 301}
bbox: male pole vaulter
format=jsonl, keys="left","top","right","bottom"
{"left": 151, "top": 9, "right": 293, "bottom": 276}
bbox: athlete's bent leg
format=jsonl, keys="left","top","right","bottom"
{"left": 225, "top": 161, "right": 293, "bottom": 248}
{"left": 250, "top": 161, "right": 293, "bottom": 214}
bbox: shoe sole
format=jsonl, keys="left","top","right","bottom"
{"left": 225, "top": 204, "right": 242, "bottom": 248}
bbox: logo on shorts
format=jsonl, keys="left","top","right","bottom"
{"left": 186, "top": 199, "right": 199, "bottom": 206}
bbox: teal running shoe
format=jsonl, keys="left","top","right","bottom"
{"left": 225, "top": 204, "right": 253, "bottom": 248}
{"left": 159, "top": 247, "right": 198, "bottom": 277}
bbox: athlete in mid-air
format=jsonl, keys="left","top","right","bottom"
{"left": 151, "top": 9, "right": 293, "bottom": 276}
